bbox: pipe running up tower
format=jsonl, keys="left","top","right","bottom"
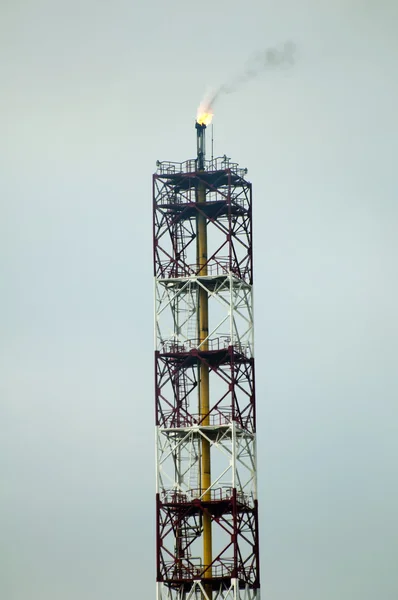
{"left": 154, "top": 119, "right": 260, "bottom": 600}
{"left": 196, "top": 122, "right": 212, "bottom": 600}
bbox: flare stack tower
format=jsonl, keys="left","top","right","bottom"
{"left": 153, "top": 119, "right": 260, "bottom": 600}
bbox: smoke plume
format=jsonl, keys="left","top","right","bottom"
{"left": 202, "top": 41, "right": 296, "bottom": 113}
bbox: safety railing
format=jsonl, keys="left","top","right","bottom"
{"left": 163, "top": 559, "right": 254, "bottom": 581}
{"left": 161, "top": 487, "right": 250, "bottom": 505}
{"left": 163, "top": 557, "right": 203, "bottom": 580}
{"left": 160, "top": 409, "right": 232, "bottom": 428}
{"left": 159, "top": 407, "right": 254, "bottom": 432}
{"left": 163, "top": 559, "right": 235, "bottom": 580}
{"left": 157, "top": 260, "right": 251, "bottom": 282}
{"left": 160, "top": 336, "right": 252, "bottom": 357}
{"left": 156, "top": 156, "right": 248, "bottom": 179}
{"left": 159, "top": 259, "right": 230, "bottom": 278}
{"left": 155, "top": 189, "right": 250, "bottom": 210}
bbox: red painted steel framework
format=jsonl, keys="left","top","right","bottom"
{"left": 154, "top": 133, "right": 260, "bottom": 600}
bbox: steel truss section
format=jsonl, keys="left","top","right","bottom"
{"left": 155, "top": 351, "right": 255, "bottom": 432}
{"left": 155, "top": 275, "right": 254, "bottom": 358}
{"left": 155, "top": 425, "right": 260, "bottom": 592}
{"left": 153, "top": 164, "right": 252, "bottom": 284}
{"left": 156, "top": 425, "right": 256, "bottom": 502}
{"left": 153, "top": 158, "right": 260, "bottom": 600}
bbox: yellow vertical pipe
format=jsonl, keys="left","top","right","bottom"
{"left": 197, "top": 179, "right": 212, "bottom": 599}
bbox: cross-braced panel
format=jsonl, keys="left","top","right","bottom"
{"left": 153, "top": 168, "right": 252, "bottom": 283}
{"left": 155, "top": 276, "right": 253, "bottom": 358}
{"left": 156, "top": 498, "right": 259, "bottom": 587}
{"left": 155, "top": 351, "right": 256, "bottom": 432}
{"left": 156, "top": 426, "right": 259, "bottom": 591}
{"left": 156, "top": 427, "right": 257, "bottom": 502}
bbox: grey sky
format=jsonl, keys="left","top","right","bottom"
{"left": 1, "top": 1, "right": 397, "bottom": 599}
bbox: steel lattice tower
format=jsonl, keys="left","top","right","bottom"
{"left": 154, "top": 123, "right": 260, "bottom": 600}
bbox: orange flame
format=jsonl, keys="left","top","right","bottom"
{"left": 197, "top": 101, "right": 213, "bottom": 126}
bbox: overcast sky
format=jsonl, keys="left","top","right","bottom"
{"left": 1, "top": 1, "right": 397, "bottom": 599}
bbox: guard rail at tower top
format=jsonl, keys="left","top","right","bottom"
{"left": 156, "top": 155, "right": 248, "bottom": 179}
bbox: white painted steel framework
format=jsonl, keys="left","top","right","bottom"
{"left": 155, "top": 274, "right": 253, "bottom": 357}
